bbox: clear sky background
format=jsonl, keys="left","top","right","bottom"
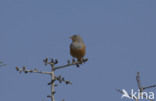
{"left": 0, "top": 0, "right": 156, "bottom": 101}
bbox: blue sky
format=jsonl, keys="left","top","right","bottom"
{"left": 0, "top": 0, "right": 156, "bottom": 101}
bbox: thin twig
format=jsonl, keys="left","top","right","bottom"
{"left": 136, "top": 72, "right": 143, "bottom": 92}
{"left": 54, "top": 58, "right": 88, "bottom": 70}
{"left": 16, "top": 67, "right": 51, "bottom": 75}
{"left": 54, "top": 62, "right": 79, "bottom": 70}
{"left": 143, "top": 85, "right": 156, "bottom": 90}
{"left": 24, "top": 70, "right": 51, "bottom": 75}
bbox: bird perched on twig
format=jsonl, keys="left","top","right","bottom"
{"left": 70, "top": 35, "right": 86, "bottom": 63}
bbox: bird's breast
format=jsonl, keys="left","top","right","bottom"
{"left": 70, "top": 42, "right": 83, "bottom": 49}
{"left": 70, "top": 42, "right": 86, "bottom": 59}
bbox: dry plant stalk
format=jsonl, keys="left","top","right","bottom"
{"left": 16, "top": 58, "right": 88, "bottom": 101}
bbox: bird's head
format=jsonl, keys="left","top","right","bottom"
{"left": 70, "top": 35, "right": 83, "bottom": 42}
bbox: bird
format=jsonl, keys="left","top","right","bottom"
{"left": 70, "top": 35, "right": 86, "bottom": 63}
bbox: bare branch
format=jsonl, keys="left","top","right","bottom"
{"left": 136, "top": 72, "right": 143, "bottom": 92}
{"left": 50, "top": 63, "right": 55, "bottom": 101}
{"left": 54, "top": 58, "right": 88, "bottom": 70}
{"left": 143, "top": 84, "right": 156, "bottom": 90}
{"left": 16, "top": 66, "right": 51, "bottom": 75}
{"left": 16, "top": 57, "right": 88, "bottom": 101}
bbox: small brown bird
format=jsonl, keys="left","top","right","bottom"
{"left": 70, "top": 35, "right": 86, "bottom": 62}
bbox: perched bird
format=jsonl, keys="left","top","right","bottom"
{"left": 70, "top": 35, "right": 86, "bottom": 63}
